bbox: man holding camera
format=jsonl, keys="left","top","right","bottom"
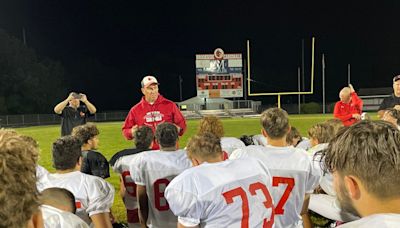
{"left": 54, "top": 92, "right": 97, "bottom": 136}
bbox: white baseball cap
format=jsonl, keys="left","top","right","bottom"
{"left": 141, "top": 75, "right": 159, "bottom": 88}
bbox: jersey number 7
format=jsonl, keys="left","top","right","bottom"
{"left": 272, "top": 177, "right": 295, "bottom": 215}
{"left": 222, "top": 182, "right": 274, "bottom": 228}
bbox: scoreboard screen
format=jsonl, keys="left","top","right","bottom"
{"left": 195, "top": 48, "right": 243, "bottom": 98}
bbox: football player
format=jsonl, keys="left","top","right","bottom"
{"left": 130, "top": 123, "right": 191, "bottom": 228}
{"left": 165, "top": 133, "right": 275, "bottom": 228}
{"left": 39, "top": 136, "right": 114, "bottom": 228}
{"left": 231, "top": 108, "right": 320, "bottom": 228}
{"left": 110, "top": 126, "right": 154, "bottom": 227}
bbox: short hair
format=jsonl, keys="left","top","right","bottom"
{"left": 155, "top": 123, "right": 178, "bottom": 148}
{"left": 286, "top": 126, "right": 302, "bottom": 145}
{"left": 0, "top": 129, "right": 40, "bottom": 227}
{"left": 186, "top": 133, "right": 222, "bottom": 160}
{"left": 260, "top": 108, "right": 290, "bottom": 139}
{"left": 325, "top": 118, "right": 344, "bottom": 135}
{"left": 71, "top": 123, "right": 99, "bottom": 145}
{"left": 134, "top": 126, "right": 154, "bottom": 150}
{"left": 198, "top": 115, "right": 224, "bottom": 138}
{"left": 52, "top": 136, "right": 82, "bottom": 170}
{"left": 339, "top": 87, "right": 351, "bottom": 96}
{"left": 324, "top": 120, "right": 400, "bottom": 199}
{"left": 40, "top": 188, "right": 77, "bottom": 213}
{"left": 308, "top": 122, "right": 334, "bottom": 144}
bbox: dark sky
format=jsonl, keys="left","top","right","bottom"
{"left": 1, "top": 1, "right": 400, "bottom": 110}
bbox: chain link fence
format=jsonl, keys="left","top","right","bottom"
{"left": 0, "top": 111, "right": 129, "bottom": 128}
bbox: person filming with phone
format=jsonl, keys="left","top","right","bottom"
{"left": 54, "top": 92, "right": 97, "bottom": 136}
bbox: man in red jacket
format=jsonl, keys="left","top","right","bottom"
{"left": 333, "top": 84, "right": 363, "bottom": 126}
{"left": 122, "top": 75, "right": 186, "bottom": 149}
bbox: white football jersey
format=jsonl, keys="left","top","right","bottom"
{"left": 221, "top": 136, "right": 246, "bottom": 156}
{"left": 308, "top": 143, "right": 336, "bottom": 196}
{"left": 309, "top": 194, "right": 359, "bottom": 222}
{"left": 165, "top": 157, "right": 275, "bottom": 228}
{"left": 296, "top": 138, "right": 311, "bottom": 150}
{"left": 36, "top": 165, "right": 49, "bottom": 191}
{"left": 339, "top": 213, "right": 400, "bottom": 228}
{"left": 41, "top": 204, "right": 89, "bottom": 228}
{"left": 39, "top": 171, "right": 115, "bottom": 224}
{"left": 112, "top": 153, "right": 144, "bottom": 227}
{"left": 252, "top": 134, "right": 269, "bottom": 146}
{"left": 231, "top": 145, "right": 320, "bottom": 228}
{"left": 130, "top": 149, "right": 192, "bottom": 228}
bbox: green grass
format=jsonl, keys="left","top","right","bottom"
{"left": 14, "top": 113, "right": 378, "bottom": 223}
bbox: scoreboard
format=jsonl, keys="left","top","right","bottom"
{"left": 195, "top": 48, "right": 243, "bottom": 98}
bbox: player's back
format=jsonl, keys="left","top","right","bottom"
{"left": 40, "top": 171, "right": 115, "bottom": 224}
{"left": 110, "top": 148, "right": 146, "bottom": 227}
{"left": 41, "top": 204, "right": 89, "bottom": 228}
{"left": 130, "top": 149, "right": 192, "bottom": 228}
{"left": 231, "top": 145, "right": 320, "bottom": 228}
{"left": 165, "top": 157, "right": 275, "bottom": 228}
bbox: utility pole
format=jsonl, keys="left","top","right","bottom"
{"left": 178, "top": 75, "right": 183, "bottom": 101}
{"left": 301, "top": 39, "right": 305, "bottom": 103}
{"left": 347, "top": 64, "right": 351, "bottom": 84}
{"left": 298, "top": 67, "right": 301, "bottom": 114}
{"left": 322, "top": 54, "right": 326, "bottom": 114}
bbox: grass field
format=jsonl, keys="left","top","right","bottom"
{"left": 14, "top": 113, "right": 377, "bottom": 223}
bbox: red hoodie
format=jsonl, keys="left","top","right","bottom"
{"left": 122, "top": 95, "right": 186, "bottom": 149}
{"left": 333, "top": 92, "right": 363, "bottom": 126}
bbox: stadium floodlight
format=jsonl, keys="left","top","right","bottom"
{"left": 247, "top": 37, "right": 315, "bottom": 108}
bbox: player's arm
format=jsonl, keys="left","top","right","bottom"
{"left": 301, "top": 194, "right": 312, "bottom": 228}
{"left": 90, "top": 212, "right": 113, "bottom": 228}
{"left": 137, "top": 184, "right": 149, "bottom": 227}
{"left": 80, "top": 93, "right": 97, "bottom": 114}
{"left": 54, "top": 93, "right": 74, "bottom": 114}
{"left": 119, "top": 175, "right": 126, "bottom": 198}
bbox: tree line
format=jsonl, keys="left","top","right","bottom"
{"left": 0, "top": 29, "right": 67, "bottom": 114}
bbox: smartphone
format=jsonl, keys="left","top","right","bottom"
{"left": 72, "top": 92, "right": 82, "bottom": 99}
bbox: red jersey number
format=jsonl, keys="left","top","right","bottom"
{"left": 272, "top": 177, "right": 295, "bottom": 215}
{"left": 222, "top": 182, "right": 274, "bottom": 228}
{"left": 121, "top": 171, "right": 136, "bottom": 197}
{"left": 154, "top": 178, "right": 170, "bottom": 211}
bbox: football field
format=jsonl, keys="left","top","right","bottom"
{"left": 14, "top": 113, "right": 377, "bottom": 222}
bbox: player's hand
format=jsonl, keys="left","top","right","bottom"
{"left": 349, "top": 84, "right": 355, "bottom": 93}
{"left": 352, "top": 113, "right": 361, "bottom": 120}
{"left": 394, "top": 105, "right": 400, "bottom": 111}
{"left": 79, "top": 93, "right": 88, "bottom": 102}
{"left": 131, "top": 125, "right": 138, "bottom": 136}
{"left": 67, "top": 92, "right": 75, "bottom": 101}
{"left": 173, "top": 123, "right": 181, "bottom": 133}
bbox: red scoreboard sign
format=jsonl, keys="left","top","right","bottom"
{"left": 195, "top": 48, "right": 243, "bottom": 98}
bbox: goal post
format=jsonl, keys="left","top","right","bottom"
{"left": 247, "top": 37, "right": 316, "bottom": 108}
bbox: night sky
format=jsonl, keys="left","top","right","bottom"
{"left": 1, "top": 1, "right": 400, "bottom": 110}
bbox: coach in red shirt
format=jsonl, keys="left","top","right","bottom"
{"left": 333, "top": 84, "right": 363, "bottom": 126}
{"left": 122, "top": 75, "right": 186, "bottom": 149}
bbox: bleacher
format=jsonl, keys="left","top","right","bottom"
{"left": 181, "top": 108, "right": 258, "bottom": 119}
{"left": 180, "top": 110, "right": 202, "bottom": 119}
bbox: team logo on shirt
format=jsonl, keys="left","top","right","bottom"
{"left": 144, "top": 111, "right": 164, "bottom": 123}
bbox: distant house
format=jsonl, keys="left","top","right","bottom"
{"left": 358, "top": 87, "right": 392, "bottom": 111}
